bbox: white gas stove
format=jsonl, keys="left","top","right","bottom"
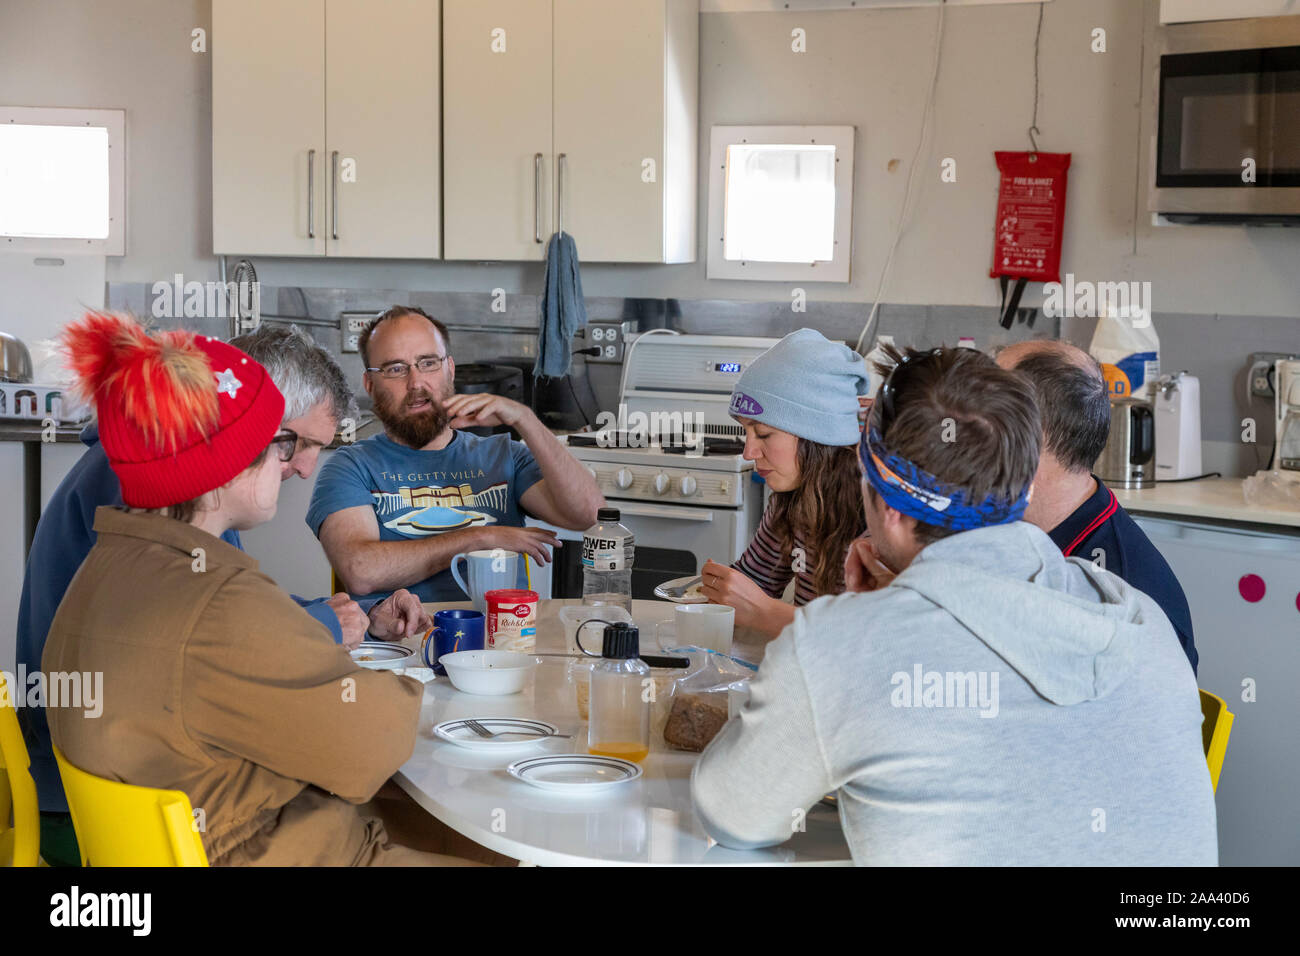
{"left": 558, "top": 333, "right": 781, "bottom": 577}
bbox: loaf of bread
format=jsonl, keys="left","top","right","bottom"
{"left": 663, "top": 692, "right": 730, "bottom": 752}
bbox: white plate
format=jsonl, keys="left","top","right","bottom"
{"left": 351, "top": 641, "right": 416, "bottom": 670}
{"left": 507, "top": 754, "right": 643, "bottom": 793}
{"left": 654, "top": 575, "right": 708, "bottom": 604}
{"left": 433, "top": 717, "right": 560, "bottom": 751}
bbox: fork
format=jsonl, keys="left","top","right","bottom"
{"left": 463, "top": 718, "right": 570, "bottom": 740}
{"left": 659, "top": 575, "right": 703, "bottom": 597}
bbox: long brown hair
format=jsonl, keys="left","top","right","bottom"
{"left": 765, "top": 439, "right": 865, "bottom": 596}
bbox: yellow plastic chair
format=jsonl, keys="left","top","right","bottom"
{"left": 1198, "top": 689, "right": 1235, "bottom": 794}
{"left": 53, "top": 745, "right": 208, "bottom": 867}
{"left": 0, "top": 674, "right": 41, "bottom": 867}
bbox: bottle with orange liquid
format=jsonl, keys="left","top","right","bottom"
{"left": 587, "top": 623, "right": 650, "bottom": 763}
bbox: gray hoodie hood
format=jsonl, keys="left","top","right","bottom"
{"left": 891, "top": 522, "right": 1160, "bottom": 706}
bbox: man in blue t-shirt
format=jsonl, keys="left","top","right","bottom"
{"left": 996, "top": 340, "right": 1198, "bottom": 674}
{"left": 308, "top": 306, "right": 605, "bottom": 604}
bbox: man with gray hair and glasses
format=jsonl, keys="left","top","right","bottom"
{"left": 16, "top": 319, "right": 429, "bottom": 867}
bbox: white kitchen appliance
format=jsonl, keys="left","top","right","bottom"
{"left": 536, "top": 334, "right": 781, "bottom": 598}
{"left": 1275, "top": 358, "right": 1300, "bottom": 472}
{"left": 1154, "top": 372, "right": 1203, "bottom": 480}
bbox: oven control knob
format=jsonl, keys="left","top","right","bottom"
{"left": 615, "top": 468, "right": 635, "bottom": 490}
{"left": 719, "top": 480, "right": 730, "bottom": 495}
{"left": 679, "top": 476, "right": 698, "bottom": 497}
{"left": 653, "top": 472, "right": 670, "bottom": 495}
{"left": 586, "top": 466, "right": 597, "bottom": 481}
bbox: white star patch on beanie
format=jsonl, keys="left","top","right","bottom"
{"left": 215, "top": 367, "right": 243, "bottom": 399}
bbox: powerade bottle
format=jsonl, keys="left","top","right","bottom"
{"left": 581, "top": 507, "right": 634, "bottom": 615}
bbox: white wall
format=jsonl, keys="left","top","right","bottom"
{"left": 2, "top": 0, "right": 1299, "bottom": 325}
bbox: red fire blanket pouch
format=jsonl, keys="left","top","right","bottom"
{"left": 989, "top": 151, "right": 1071, "bottom": 328}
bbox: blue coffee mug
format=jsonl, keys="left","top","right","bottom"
{"left": 423, "top": 609, "right": 486, "bottom": 675}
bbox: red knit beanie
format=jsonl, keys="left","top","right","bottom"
{"left": 62, "top": 312, "right": 286, "bottom": 508}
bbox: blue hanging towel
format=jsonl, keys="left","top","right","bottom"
{"left": 537, "top": 231, "right": 588, "bottom": 378}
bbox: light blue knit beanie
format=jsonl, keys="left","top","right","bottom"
{"left": 728, "top": 328, "right": 869, "bottom": 446}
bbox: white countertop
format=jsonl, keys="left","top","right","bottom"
{"left": 1112, "top": 477, "right": 1299, "bottom": 530}
{"left": 394, "top": 599, "right": 850, "bottom": 866}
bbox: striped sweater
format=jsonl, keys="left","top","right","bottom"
{"left": 732, "top": 505, "right": 845, "bottom": 606}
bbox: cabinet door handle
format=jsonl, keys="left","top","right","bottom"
{"left": 534, "top": 152, "right": 543, "bottom": 243}
{"left": 307, "top": 149, "right": 316, "bottom": 239}
{"left": 557, "top": 152, "right": 567, "bottom": 237}
{"left": 331, "top": 150, "right": 339, "bottom": 240}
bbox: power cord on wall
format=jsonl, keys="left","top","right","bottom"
{"left": 855, "top": 0, "right": 948, "bottom": 355}
{"left": 617, "top": 327, "right": 681, "bottom": 404}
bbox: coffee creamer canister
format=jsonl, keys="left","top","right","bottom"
{"left": 484, "top": 589, "right": 539, "bottom": 652}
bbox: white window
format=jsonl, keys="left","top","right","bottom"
{"left": 707, "top": 125, "right": 854, "bottom": 282}
{"left": 0, "top": 107, "right": 125, "bottom": 255}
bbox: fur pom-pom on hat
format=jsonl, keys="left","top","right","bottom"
{"left": 60, "top": 312, "right": 286, "bottom": 509}
{"left": 63, "top": 311, "right": 221, "bottom": 454}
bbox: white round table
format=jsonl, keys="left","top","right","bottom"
{"left": 392, "top": 599, "right": 851, "bottom": 866}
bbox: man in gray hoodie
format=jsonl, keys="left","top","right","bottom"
{"left": 691, "top": 346, "right": 1216, "bottom": 865}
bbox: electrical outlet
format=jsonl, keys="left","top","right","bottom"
{"left": 340, "top": 312, "right": 376, "bottom": 354}
{"left": 585, "top": 321, "right": 627, "bottom": 363}
{"left": 1248, "top": 352, "right": 1298, "bottom": 399}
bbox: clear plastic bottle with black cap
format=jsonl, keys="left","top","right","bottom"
{"left": 581, "top": 507, "right": 634, "bottom": 614}
{"left": 587, "top": 623, "right": 650, "bottom": 763}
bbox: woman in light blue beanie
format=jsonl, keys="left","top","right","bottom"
{"left": 701, "top": 329, "right": 873, "bottom": 637}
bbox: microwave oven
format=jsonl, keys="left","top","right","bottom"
{"left": 1149, "top": 17, "right": 1300, "bottom": 224}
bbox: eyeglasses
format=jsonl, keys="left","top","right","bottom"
{"left": 267, "top": 429, "right": 301, "bottom": 463}
{"left": 365, "top": 355, "right": 448, "bottom": 379}
{"left": 875, "top": 347, "right": 945, "bottom": 435}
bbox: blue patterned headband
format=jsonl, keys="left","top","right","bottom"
{"left": 859, "top": 426, "right": 1029, "bottom": 531}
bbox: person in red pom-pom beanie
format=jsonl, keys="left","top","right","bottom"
{"left": 43, "top": 313, "right": 476, "bottom": 867}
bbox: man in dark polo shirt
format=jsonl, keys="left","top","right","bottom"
{"left": 996, "top": 340, "right": 1198, "bottom": 674}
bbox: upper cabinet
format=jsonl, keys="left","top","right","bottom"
{"left": 212, "top": 0, "right": 440, "bottom": 258}
{"left": 443, "top": 0, "right": 554, "bottom": 262}
{"left": 444, "top": 0, "right": 699, "bottom": 263}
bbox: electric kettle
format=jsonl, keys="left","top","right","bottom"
{"left": 1095, "top": 397, "right": 1156, "bottom": 489}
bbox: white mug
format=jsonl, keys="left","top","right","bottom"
{"left": 450, "top": 549, "right": 521, "bottom": 614}
{"left": 655, "top": 603, "right": 734, "bottom": 655}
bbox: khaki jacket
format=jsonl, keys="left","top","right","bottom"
{"left": 43, "top": 507, "right": 424, "bottom": 865}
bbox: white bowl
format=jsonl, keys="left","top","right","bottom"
{"left": 439, "top": 649, "right": 538, "bottom": 696}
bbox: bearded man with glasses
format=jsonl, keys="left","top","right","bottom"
{"left": 308, "top": 306, "right": 604, "bottom": 605}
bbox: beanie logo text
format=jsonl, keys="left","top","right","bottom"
{"left": 730, "top": 392, "right": 763, "bottom": 417}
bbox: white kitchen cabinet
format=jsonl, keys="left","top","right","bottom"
{"left": 324, "top": 0, "right": 440, "bottom": 258}
{"left": 212, "top": 0, "right": 440, "bottom": 258}
{"left": 212, "top": 0, "right": 326, "bottom": 257}
{"left": 1160, "top": 0, "right": 1300, "bottom": 24}
{"left": 443, "top": 0, "right": 698, "bottom": 263}
{"left": 443, "top": 0, "right": 554, "bottom": 261}
{"left": 1134, "top": 515, "right": 1300, "bottom": 866}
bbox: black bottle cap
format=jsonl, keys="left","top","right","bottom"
{"left": 597, "top": 507, "right": 621, "bottom": 522}
{"left": 601, "top": 622, "right": 639, "bottom": 659}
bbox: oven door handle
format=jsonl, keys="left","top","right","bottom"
{"left": 614, "top": 503, "right": 715, "bottom": 522}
